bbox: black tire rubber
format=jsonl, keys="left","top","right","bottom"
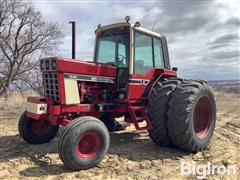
{"left": 100, "top": 113, "right": 125, "bottom": 132}
{"left": 167, "top": 80, "right": 216, "bottom": 152}
{"left": 147, "top": 77, "right": 183, "bottom": 146}
{"left": 18, "top": 111, "right": 59, "bottom": 144}
{"left": 58, "top": 116, "right": 110, "bottom": 170}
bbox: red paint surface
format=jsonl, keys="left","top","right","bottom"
{"left": 75, "top": 132, "right": 100, "bottom": 159}
{"left": 28, "top": 57, "right": 177, "bottom": 130}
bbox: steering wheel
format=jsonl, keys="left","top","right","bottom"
{"left": 117, "top": 54, "right": 126, "bottom": 66}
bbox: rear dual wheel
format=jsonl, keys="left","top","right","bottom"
{"left": 147, "top": 77, "right": 182, "bottom": 145}
{"left": 167, "top": 80, "right": 216, "bottom": 152}
{"left": 148, "top": 79, "right": 216, "bottom": 152}
{"left": 58, "top": 116, "right": 110, "bottom": 170}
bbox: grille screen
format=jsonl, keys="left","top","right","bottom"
{"left": 43, "top": 72, "right": 60, "bottom": 103}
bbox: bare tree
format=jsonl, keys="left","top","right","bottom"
{"left": 0, "top": 0, "right": 63, "bottom": 96}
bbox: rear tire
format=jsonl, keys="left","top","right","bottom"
{"left": 18, "top": 111, "right": 59, "bottom": 144}
{"left": 167, "top": 80, "right": 216, "bottom": 152}
{"left": 147, "top": 78, "right": 182, "bottom": 146}
{"left": 58, "top": 116, "right": 110, "bottom": 170}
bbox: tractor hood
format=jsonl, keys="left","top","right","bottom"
{"left": 40, "top": 57, "right": 117, "bottom": 78}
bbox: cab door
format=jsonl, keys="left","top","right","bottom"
{"left": 128, "top": 31, "right": 165, "bottom": 99}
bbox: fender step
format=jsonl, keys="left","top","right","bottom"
{"left": 128, "top": 105, "right": 152, "bottom": 130}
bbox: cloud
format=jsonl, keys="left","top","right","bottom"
{"left": 209, "top": 50, "right": 240, "bottom": 59}
{"left": 210, "top": 34, "right": 239, "bottom": 44}
{"left": 226, "top": 17, "right": 240, "bottom": 26}
{"left": 33, "top": 0, "right": 239, "bottom": 80}
{"left": 139, "top": 0, "right": 219, "bottom": 35}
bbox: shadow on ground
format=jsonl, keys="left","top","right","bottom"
{"left": 0, "top": 130, "right": 190, "bottom": 177}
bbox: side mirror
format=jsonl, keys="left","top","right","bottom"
{"left": 172, "top": 67, "right": 178, "bottom": 71}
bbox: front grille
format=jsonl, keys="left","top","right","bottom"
{"left": 43, "top": 72, "right": 60, "bottom": 103}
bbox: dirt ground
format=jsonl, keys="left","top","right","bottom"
{"left": 0, "top": 91, "right": 239, "bottom": 180}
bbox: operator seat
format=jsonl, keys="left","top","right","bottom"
{"left": 135, "top": 60, "right": 145, "bottom": 74}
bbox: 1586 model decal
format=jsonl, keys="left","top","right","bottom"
{"left": 64, "top": 73, "right": 115, "bottom": 83}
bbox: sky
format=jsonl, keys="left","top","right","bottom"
{"left": 32, "top": 0, "right": 240, "bottom": 80}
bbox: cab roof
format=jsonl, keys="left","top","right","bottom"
{"left": 95, "top": 22, "right": 161, "bottom": 38}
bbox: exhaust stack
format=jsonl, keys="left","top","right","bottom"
{"left": 69, "top": 21, "right": 76, "bottom": 59}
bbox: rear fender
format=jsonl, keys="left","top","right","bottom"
{"left": 143, "top": 69, "right": 177, "bottom": 98}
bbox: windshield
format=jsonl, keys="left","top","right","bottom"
{"left": 95, "top": 27, "right": 130, "bottom": 67}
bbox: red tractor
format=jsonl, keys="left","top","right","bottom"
{"left": 18, "top": 17, "right": 216, "bottom": 170}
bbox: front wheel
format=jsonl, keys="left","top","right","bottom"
{"left": 58, "top": 116, "right": 110, "bottom": 170}
{"left": 18, "top": 111, "right": 59, "bottom": 144}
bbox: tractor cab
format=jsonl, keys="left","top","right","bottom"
{"left": 94, "top": 23, "right": 130, "bottom": 99}
{"left": 94, "top": 21, "right": 172, "bottom": 100}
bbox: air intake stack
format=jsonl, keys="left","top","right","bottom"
{"left": 69, "top": 21, "right": 76, "bottom": 59}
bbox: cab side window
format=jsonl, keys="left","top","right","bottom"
{"left": 153, "top": 38, "right": 164, "bottom": 68}
{"left": 118, "top": 43, "right": 127, "bottom": 67}
{"left": 134, "top": 32, "right": 153, "bottom": 74}
{"left": 97, "top": 39, "right": 116, "bottom": 63}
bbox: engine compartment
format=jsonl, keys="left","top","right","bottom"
{"left": 79, "top": 81, "right": 115, "bottom": 104}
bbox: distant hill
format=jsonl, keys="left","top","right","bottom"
{"left": 208, "top": 79, "right": 240, "bottom": 87}
{"left": 208, "top": 79, "right": 240, "bottom": 93}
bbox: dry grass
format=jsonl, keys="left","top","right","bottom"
{"left": 214, "top": 89, "right": 240, "bottom": 101}
{"left": 0, "top": 88, "right": 238, "bottom": 112}
{"left": 0, "top": 92, "right": 38, "bottom": 112}
{"left": 212, "top": 86, "right": 240, "bottom": 94}
{"left": 0, "top": 90, "right": 239, "bottom": 179}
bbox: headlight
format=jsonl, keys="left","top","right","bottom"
{"left": 52, "top": 60, "right": 56, "bottom": 70}
{"left": 119, "top": 93, "right": 125, "bottom": 99}
{"left": 40, "top": 61, "right": 45, "bottom": 70}
{"left": 45, "top": 60, "right": 49, "bottom": 70}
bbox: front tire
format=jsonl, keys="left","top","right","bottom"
{"left": 58, "top": 116, "right": 110, "bottom": 170}
{"left": 18, "top": 111, "right": 59, "bottom": 144}
{"left": 167, "top": 80, "right": 216, "bottom": 152}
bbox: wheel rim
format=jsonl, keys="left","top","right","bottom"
{"left": 31, "top": 120, "right": 51, "bottom": 136}
{"left": 193, "top": 96, "right": 212, "bottom": 139}
{"left": 76, "top": 132, "right": 100, "bottom": 159}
